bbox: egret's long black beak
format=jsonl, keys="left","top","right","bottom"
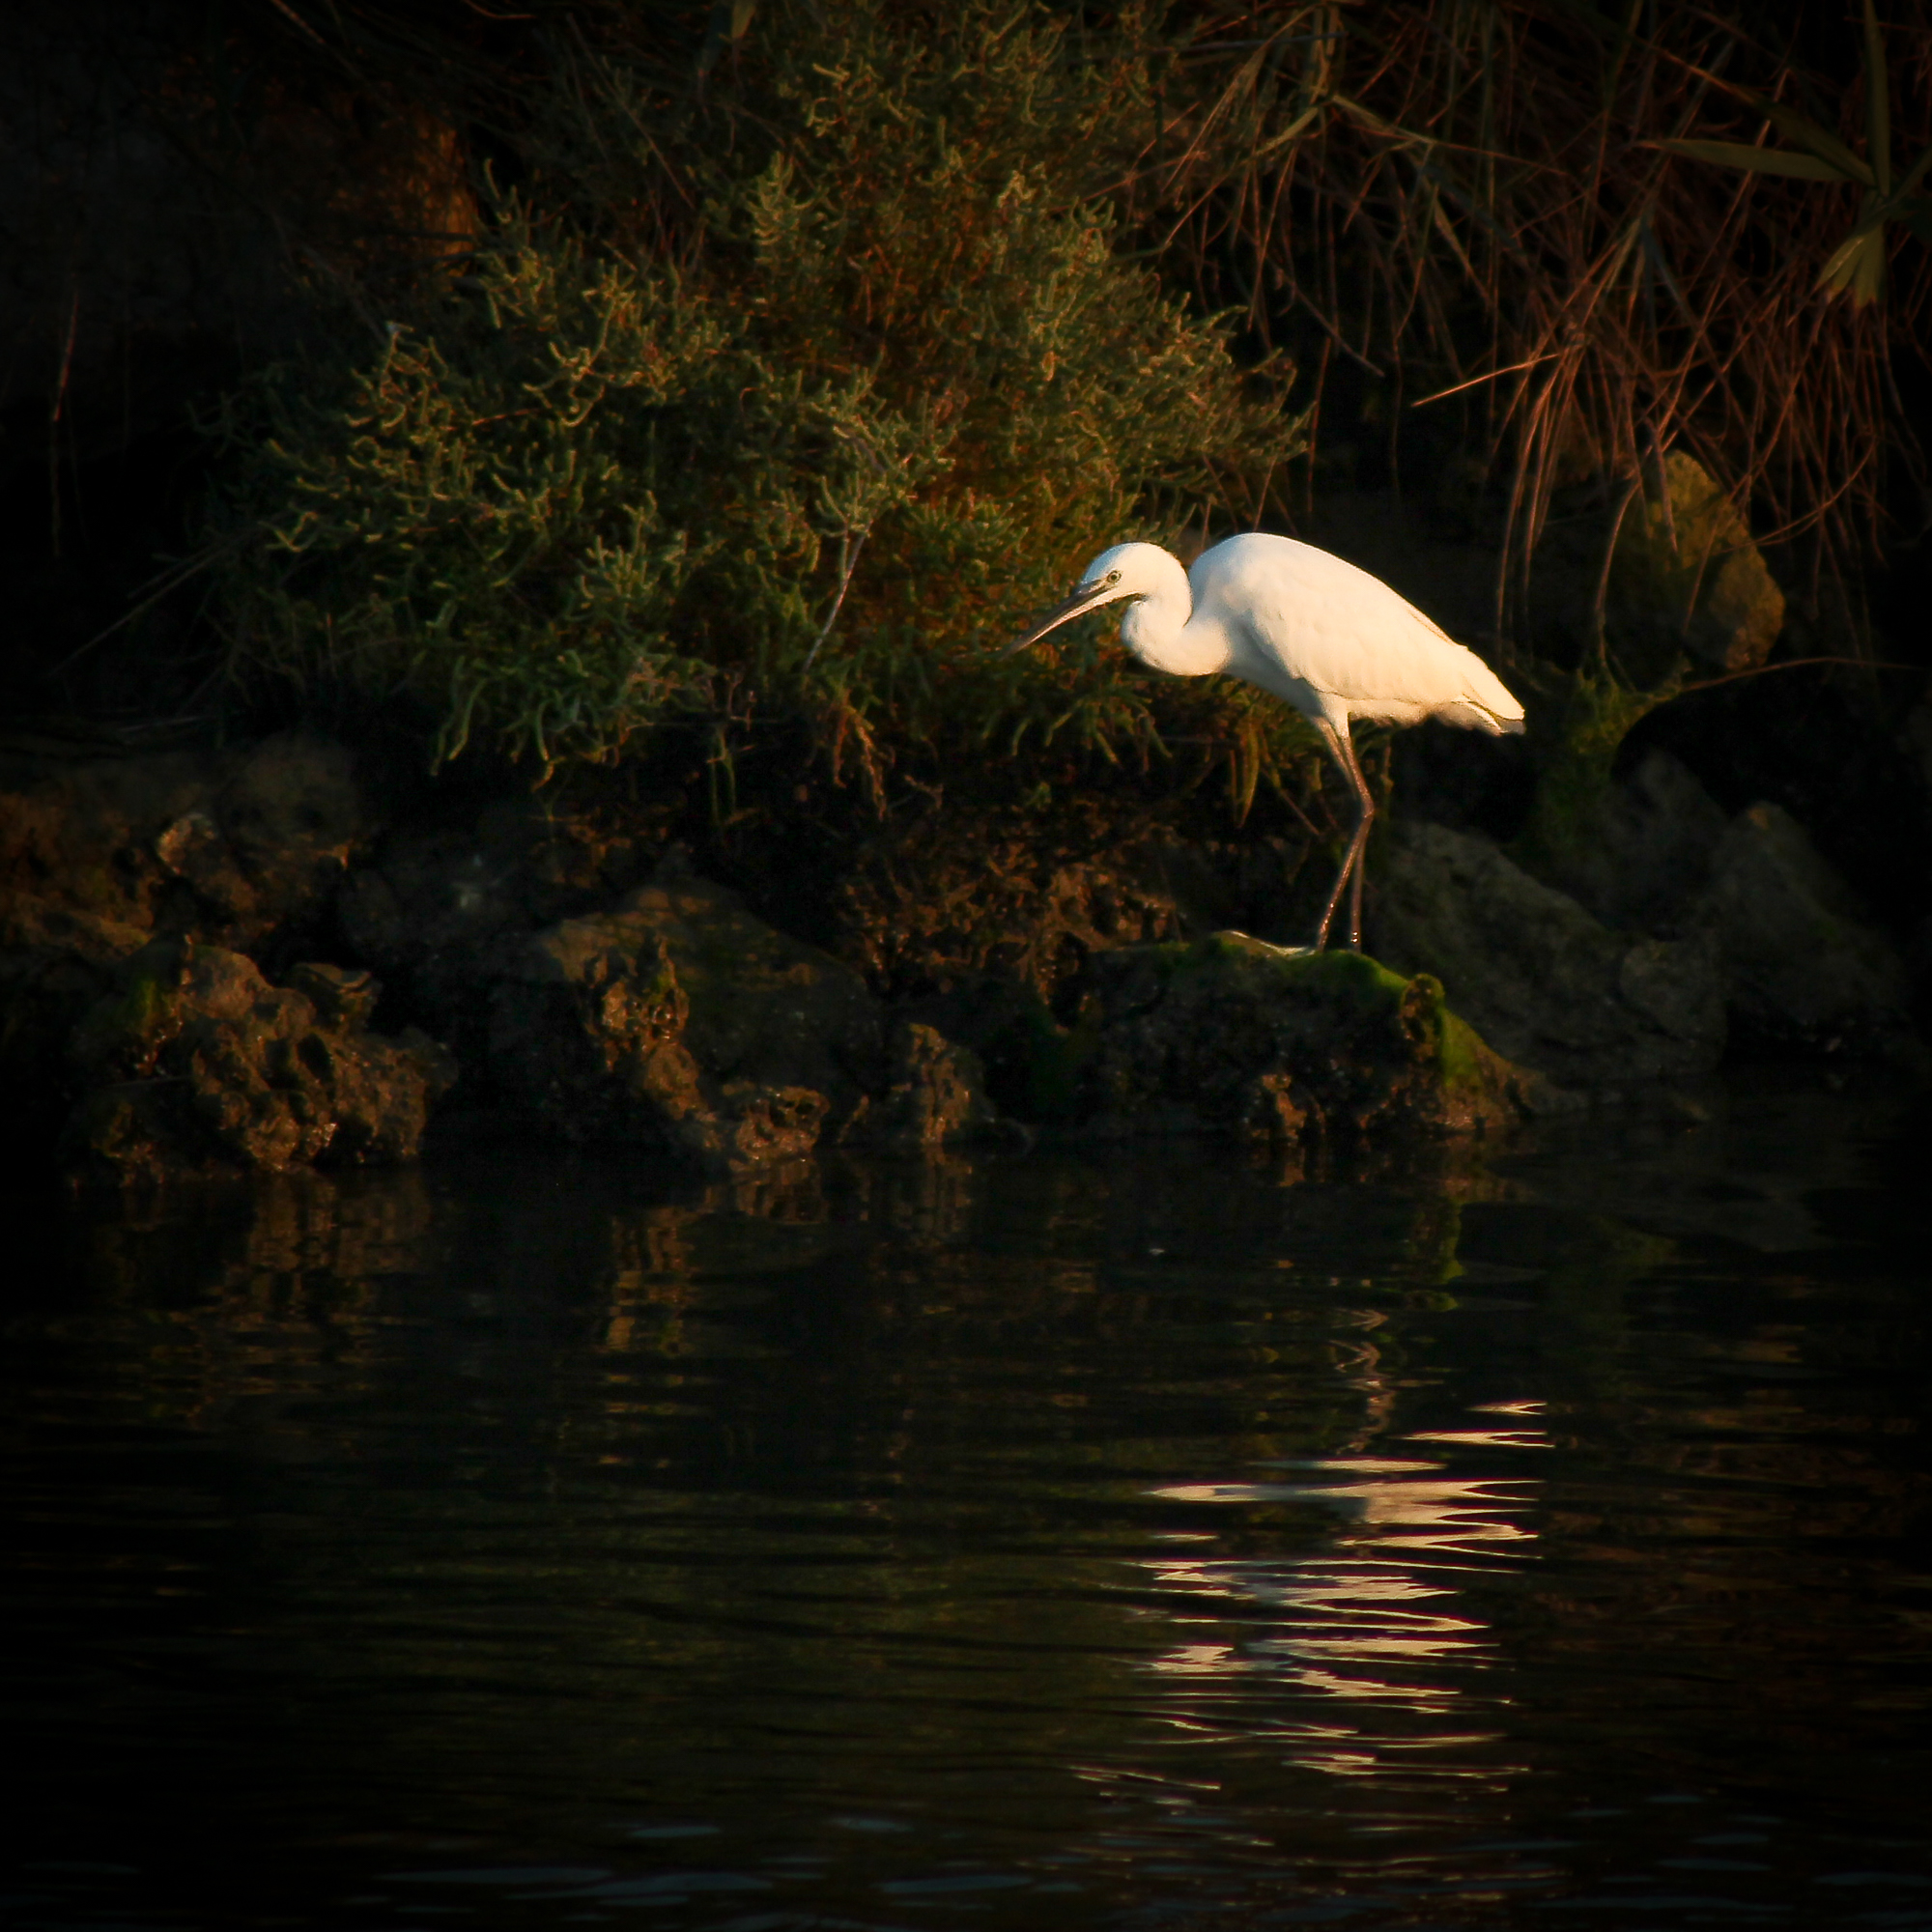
{"left": 1004, "top": 581, "right": 1119, "bottom": 656}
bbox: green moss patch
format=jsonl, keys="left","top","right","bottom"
{"left": 975, "top": 934, "right": 1540, "bottom": 1145}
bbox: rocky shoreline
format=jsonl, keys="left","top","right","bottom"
{"left": 2, "top": 726, "right": 1920, "bottom": 1186}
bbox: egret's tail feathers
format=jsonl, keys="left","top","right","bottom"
{"left": 1437, "top": 699, "right": 1526, "bottom": 736}
{"left": 1446, "top": 649, "right": 1525, "bottom": 735}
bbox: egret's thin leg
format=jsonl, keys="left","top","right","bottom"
{"left": 1311, "top": 730, "right": 1354, "bottom": 950}
{"left": 1313, "top": 724, "right": 1377, "bottom": 952}
{"left": 1343, "top": 736, "right": 1376, "bottom": 950}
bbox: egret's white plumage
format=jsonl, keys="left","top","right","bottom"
{"left": 1009, "top": 532, "right": 1524, "bottom": 950}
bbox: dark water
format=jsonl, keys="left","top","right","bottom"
{"left": 5, "top": 1073, "right": 1930, "bottom": 1930}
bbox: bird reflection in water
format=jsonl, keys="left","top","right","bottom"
{"left": 1139, "top": 1401, "right": 1551, "bottom": 1781}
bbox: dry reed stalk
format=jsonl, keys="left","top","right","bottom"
{"left": 1127, "top": 0, "right": 1932, "bottom": 644}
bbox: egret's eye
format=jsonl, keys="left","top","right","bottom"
{"left": 1106, "top": 570, "right": 1122, "bottom": 584}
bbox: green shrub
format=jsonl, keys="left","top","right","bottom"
{"left": 212, "top": 3, "right": 1307, "bottom": 784}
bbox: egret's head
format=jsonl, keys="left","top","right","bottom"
{"left": 1005, "top": 542, "right": 1176, "bottom": 655}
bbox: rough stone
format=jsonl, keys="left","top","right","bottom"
{"left": 61, "top": 939, "right": 450, "bottom": 1182}
{"left": 332, "top": 795, "right": 668, "bottom": 1076}
{"left": 0, "top": 893, "right": 151, "bottom": 1156}
{"left": 1690, "top": 802, "right": 1915, "bottom": 1055}
{"left": 137, "top": 730, "right": 367, "bottom": 945}
{"left": 337, "top": 842, "right": 516, "bottom": 975}
{"left": 0, "top": 729, "right": 369, "bottom": 955}
{"left": 337, "top": 796, "right": 633, "bottom": 977}
{"left": 283, "top": 959, "right": 383, "bottom": 1031}
{"left": 1532, "top": 748, "right": 1729, "bottom": 932}
{"left": 829, "top": 797, "right": 1183, "bottom": 1001}
{"left": 0, "top": 732, "right": 381, "bottom": 1158}
{"left": 1368, "top": 821, "right": 1726, "bottom": 1086}
{"left": 839, "top": 1023, "right": 1005, "bottom": 1149}
{"left": 485, "top": 857, "right": 887, "bottom": 1169}
{"left": 153, "top": 808, "right": 254, "bottom": 922}
{"left": 1063, "top": 935, "right": 1551, "bottom": 1146}
{"left": 211, "top": 731, "right": 365, "bottom": 932}
{"left": 1609, "top": 451, "right": 1785, "bottom": 680}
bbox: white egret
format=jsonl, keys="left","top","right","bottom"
{"left": 1009, "top": 533, "right": 1525, "bottom": 951}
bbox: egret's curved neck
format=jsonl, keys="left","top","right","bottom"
{"left": 1119, "top": 568, "right": 1230, "bottom": 678}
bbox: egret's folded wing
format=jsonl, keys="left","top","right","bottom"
{"left": 1199, "top": 535, "right": 1522, "bottom": 723}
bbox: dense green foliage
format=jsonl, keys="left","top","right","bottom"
{"left": 213, "top": 7, "right": 1304, "bottom": 782}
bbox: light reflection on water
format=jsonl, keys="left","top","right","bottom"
{"left": 1143, "top": 1440, "right": 1543, "bottom": 1785}
{"left": 2, "top": 1069, "right": 1930, "bottom": 1929}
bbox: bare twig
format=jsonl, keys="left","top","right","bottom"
{"left": 805, "top": 527, "right": 868, "bottom": 670}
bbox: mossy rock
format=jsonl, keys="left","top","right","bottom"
{"left": 1510, "top": 660, "right": 1675, "bottom": 890}
{"left": 1038, "top": 932, "right": 1548, "bottom": 1144}
{"left": 1609, "top": 451, "right": 1784, "bottom": 680}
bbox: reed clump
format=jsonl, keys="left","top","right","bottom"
{"left": 1142, "top": 0, "right": 1931, "bottom": 633}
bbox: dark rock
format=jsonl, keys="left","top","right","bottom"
{"left": 132, "top": 731, "right": 368, "bottom": 948}
{"left": 333, "top": 794, "right": 664, "bottom": 1061}
{"left": 61, "top": 939, "right": 448, "bottom": 1182}
{"left": 484, "top": 858, "right": 885, "bottom": 1169}
{"left": 0, "top": 747, "right": 210, "bottom": 938}
{"left": 338, "top": 793, "right": 656, "bottom": 963}
{"left": 1531, "top": 749, "right": 1729, "bottom": 932}
{"left": 487, "top": 927, "right": 828, "bottom": 1172}
{"left": 153, "top": 808, "right": 254, "bottom": 922}
{"left": 144, "top": 730, "right": 367, "bottom": 948}
{"left": 839, "top": 1023, "right": 1006, "bottom": 1149}
{"left": 0, "top": 730, "right": 369, "bottom": 957}
{"left": 283, "top": 960, "right": 383, "bottom": 1031}
{"left": 340, "top": 815, "right": 555, "bottom": 974}
{"left": 1507, "top": 750, "right": 1919, "bottom": 1061}
{"left": 1690, "top": 803, "right": 1915, "bottom": 1056}
{"left": 210, "top": 732, "right": 366, "bottom": 938}
{"left": 521, "top": 857, "right": 885, "bottom": 1102}
{"left": 1062, "top": 935, "right": 1552, "bottom": 1146}
{"left": 892, "top": 975, "right": 1081, "bottom": 1125}
{"left": 0, "top": 893, "right": 150, "bottom": 1156}
{"left": 615, "top": 859, "right": 886, "bottom": 1104}
{"left": 0, "top": 732, "right": 380, "bottom": 1158}
{"left": 1608, "top": 451, "right": 1785, "bottom": 680}
{"left": 828, "top": 797, "right": 1183, "bottom": 1001}
{"left": 1368, "top": 821, "right": 1726, "bottom": 1086}
{"left": 344, "top": 831, "right": 1023, "bottom": 1169}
